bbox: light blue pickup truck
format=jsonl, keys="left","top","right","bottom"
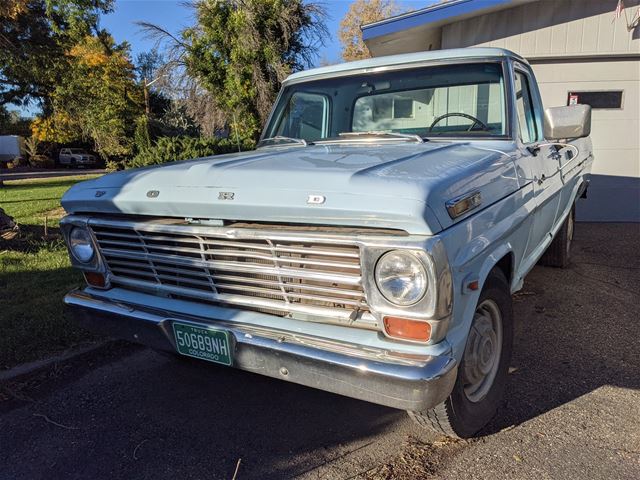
{"left": 60, "top": 48, "right": 593, "bottom": 438}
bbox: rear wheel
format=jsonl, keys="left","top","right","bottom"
{"left": 540, "top": 207, "right": 574, "bottom": 268}
{"left": 408, "top": 268, "right": 513, "bottom": 438}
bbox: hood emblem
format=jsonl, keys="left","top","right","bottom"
{"left": 307, "top": 194, "right": 326, "bottom": 205}
{"left": 95, "top": 190, "right": 106, "bottom": 198}
{"left": 218, "top": 192, "right": 235, "bottom": 200}
{"left": 146, "top": 190, "right": 160, "bottom": 198}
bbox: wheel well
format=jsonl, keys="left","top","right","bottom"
{"left": 494, "top": 253, "right": 514, "bottom": 286}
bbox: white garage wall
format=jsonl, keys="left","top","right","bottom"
{"left": 441, "top": 0, "right": 640, "bottom": 57}
{"left": 533, "top": 59, "right": 639, "bottom": 221}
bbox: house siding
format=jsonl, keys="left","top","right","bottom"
{"left": 441, "top": 0, "right": 640, "bottom": 57}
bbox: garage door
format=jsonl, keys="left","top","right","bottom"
{"left": 531, "top": 59, "right": 640, "bottom": 222}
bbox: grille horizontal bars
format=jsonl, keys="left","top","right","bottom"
{"left": 89, "top": 220, "right": 374, "bottom": 327}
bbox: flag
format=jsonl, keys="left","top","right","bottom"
{"left": 614, "top": 0, "right": 625, "bottom": 19}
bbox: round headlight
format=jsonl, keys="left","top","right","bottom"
{"left": 375, "top": 251, "right": 428, "bottom": 306}
{"left": 69, "top": 227, "right": 94, "bottom": 263}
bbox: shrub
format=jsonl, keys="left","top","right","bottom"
{"left": 7, "top": 155, "right": 29, "bottom": 168}
{"left": 105, "top": 159, "right": 123, "bottom": 172}
{"left": 124, "top": 136, "right": 255, "bottom": 169}
{"left": 29, "top": 155, "right": 55, "bottom": 168}
{"left": 24, "top": 136, "right": 40, "bottom": 159}
{"left": 133, "top": 115, "right": 151, "bottom": 153}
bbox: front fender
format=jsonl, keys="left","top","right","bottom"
{"left": 446, "top": 244, "right": 514, "bottom": 362}
{"left": 439, "top": 188, "right": 530, "bottom": 362}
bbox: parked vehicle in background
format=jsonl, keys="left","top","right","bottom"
{"left": 60, "top": 48, "right": 593, "bottom": 438}
{"left": 0, "top": 135, "right": 25, "bottom": 165}
{"left": 58, "top": 148, "right": 98, "bottom": 168}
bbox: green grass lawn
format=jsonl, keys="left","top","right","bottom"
{"left": 0, "top": 175, "right": 102, "bottom": 369}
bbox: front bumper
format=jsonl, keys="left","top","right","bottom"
{"left": 64, "top": 290, "right": 457, "bottom": 411}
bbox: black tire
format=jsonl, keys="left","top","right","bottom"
{"left": 540, "top": 207, "right": 574, "bottom": 268}
{"left": 408, "top": 268, "right": 514, "bottom": 438}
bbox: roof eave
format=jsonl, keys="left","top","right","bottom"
{"left": 362, "top": 0, "right": 538, "bottom": 42}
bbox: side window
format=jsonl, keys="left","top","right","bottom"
{"left": 514, "top": 71, "right": 538, "bottom": 144}
{"left": 274, "top": 92, "right": 329, "bottom": 142}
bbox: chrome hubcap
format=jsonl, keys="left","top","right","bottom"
{"left": 462, "top": 299, "right": 503, "bottom": 403}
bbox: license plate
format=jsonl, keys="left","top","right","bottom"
{"left": 172, "top": 322, "right": 232, "bottom": 366}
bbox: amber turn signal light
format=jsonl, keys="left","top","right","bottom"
{"left": 383, "top": 316, "right": 431, "bottom": 342}
{"left": 83, "top": 272, "right": 106, "bottom": 288}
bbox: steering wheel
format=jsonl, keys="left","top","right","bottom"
{"left": 429, "top": 113, "right": 490, "bottom": 132}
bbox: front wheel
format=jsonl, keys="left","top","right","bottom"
{"left": 408, "top": 268, "right": 513, "bottom": 438}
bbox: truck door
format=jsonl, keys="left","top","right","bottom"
{"left": 513, "top": 67, "right": 562, "bottom": 259}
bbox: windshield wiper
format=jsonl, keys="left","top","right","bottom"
{"left": 258, "top": 136, "right": 310, "bottom": 148}
{"left": 337, "top": 131, "right": 425, "bottom": 143}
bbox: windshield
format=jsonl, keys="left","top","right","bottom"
{"left": 263, "top": 62, "right": 507, "bottom": 143}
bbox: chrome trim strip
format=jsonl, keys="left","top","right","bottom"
{"left": 101, "top": 245, "right": 361, "bottom": 271}
{"left": 109, "top": 275, "right": 377, "bottom": 328}
{"left": 100, "top": 248, "right": 363, "bottom": 285}
{"left": 64, "top": 290, "right": 457, "bottom": 411}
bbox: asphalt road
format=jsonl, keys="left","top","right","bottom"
{"left": 1, "top": 223, "right": 639, "bottom": 480}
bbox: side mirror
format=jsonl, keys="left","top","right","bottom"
{"left": 544, "top": 104, "right": 591, "bottom": 140}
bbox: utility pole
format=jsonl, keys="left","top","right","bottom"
{"left": 143, "top": 77, "right": 150, "bottom": 116}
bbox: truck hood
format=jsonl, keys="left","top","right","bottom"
{"left": 62, "top": 142, "right": 518, "bottom": 235}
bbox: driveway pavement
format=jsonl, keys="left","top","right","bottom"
{"left": 0, "top": 223, "right": 638, "bottom": 480}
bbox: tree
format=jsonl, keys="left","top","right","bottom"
{"left": 32, "top": 35, "right": 144, "bottom": 159}
{"left": 143, "top": 0, "right": 328, "bottom": 140}
{"left": 339, "top": 0, "right": 401, "bottom": 62}
{"left": 0, "top": 0, "right": 28, "bottom": 19}
{"left": 0, "top": 108, "right": 31, "bottom": 136}
{"left": 0, "top": 0, "right": 113, "bottom": 110}
{"left": 135, "top": 49, "right": 164, "bottom": 84}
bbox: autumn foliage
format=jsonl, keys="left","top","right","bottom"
{"left": 32, "top": 35, "right": 143, "bottom": 158}
{"left": 339, "top": 0, "right": 401, "bottom": 62}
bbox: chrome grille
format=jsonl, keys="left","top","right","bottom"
{"left": 89, "top": 220, "right": 374, "bottom": 327}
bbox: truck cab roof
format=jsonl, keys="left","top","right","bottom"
{"left": 284, "top": 47, "right": 527, "bottom": 85}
